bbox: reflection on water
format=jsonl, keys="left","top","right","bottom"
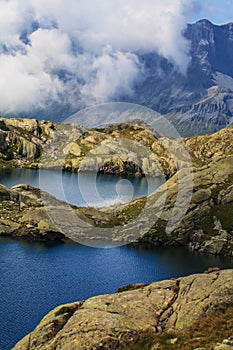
{"left": 0, "top": 168, "right": 163, "bottom": 207}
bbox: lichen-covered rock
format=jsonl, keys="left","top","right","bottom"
{"left": 214, "top": 338, "right": 233, "bottom": 349}
{"left": 0, "top": 219, "right": 20, "bottom": 235}
{"left": 0, "top": 184, "right": 11, "bottom": 200}
{"left": 2, "top": 117, "right": 41, "bottom": 136}
{"left": 63, "top": 142, "right": 81, "bottom": 157}
{"left": 13, "top": 269, "right": 233, "bottom": 350}
{"left": 192, "top": 188, "right": 212, "bottom": 203}
{"left": 18, "top": 137, "right": 40, "bottom": 159}
{"left": 0, "top": 184, "right": 65, "bottom": 241}
{"left": 218, "top": 185, "right": 233, "bottom": 205}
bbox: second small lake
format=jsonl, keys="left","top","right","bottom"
{"left": 0, "top": 168, "right": 163, "bottom": 207}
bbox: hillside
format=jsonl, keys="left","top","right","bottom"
{"left": 1, "top": 116, "right": 233, "bottom": 177}
{"left": 3, "top": 20, "right": 233, "bottom": 136}
{"left": 131, "top": 20, "right": 233, "bottom": 136}
{"left": 0, "top": 117, "right": 233, "bottom": 255}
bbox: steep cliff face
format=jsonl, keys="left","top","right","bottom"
{"left": 0, "top": 117, "right": 54, "bottom": 166}
{"left": 13, "top": 269, "right": 233, "bottom": 350}
{"left": 186, "top": 20, "right": 233, "bottom": 78}
{"left": 132, "top": 20, "right": 233, "bottom": 136}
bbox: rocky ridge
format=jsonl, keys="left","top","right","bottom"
{"left": 0, "top": 184, "right": 65, "bottom": 241}
{"left": 0, "top": 117, "right": 233, "bottom": 178}
{"left": 132, "top": 20, "right": 233, "bottom": 136}
{"left": 13, "top": 269, "right": 233, "bottom": 350}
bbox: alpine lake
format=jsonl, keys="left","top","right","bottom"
{"left": 0, "top": 168, "right": 232, "bottom": 350}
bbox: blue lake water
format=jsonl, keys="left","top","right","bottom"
{"left": 0, "top": 168, "right": 163, "bottom": 207}
{"left": 0, "top": 238, "right": 232, "bottom": 350}
{"left": 0, "top": 169, "right": 232, "bottom": 349}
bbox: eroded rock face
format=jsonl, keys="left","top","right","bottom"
{"left": 0, "top": 118, "right": 48, "bottom": 166}
{"left": 13, "top": 269, "right": 233, "bottom": 350}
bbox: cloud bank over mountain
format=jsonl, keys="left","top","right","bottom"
{"left": 0, "top": 0, "right": 200, "bottom": 114}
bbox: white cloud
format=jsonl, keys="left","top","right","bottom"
{"left": 0, "top": 0, "right": 196, "bottom": 114}
{"left": 79, "top": 47, "right": 141, "bottom": 104}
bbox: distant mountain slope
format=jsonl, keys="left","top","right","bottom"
{"left": 132, "top": 20, "right": 233, "bottom": 136}
{"left": 2, "top": 20, "right": 233, "bottom": 136}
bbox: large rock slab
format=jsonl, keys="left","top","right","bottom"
{"left": 13, "top": 269, "right": 233, "bottom": 350}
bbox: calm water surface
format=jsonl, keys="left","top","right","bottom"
{"left": 0, "top": 168, "right": 163, "bottom": 207}
{"left": 0, "top": 238, "right": 232, "bottom": 350}
{"left": 0, "top": 169, "right": 232, "bottom": 349}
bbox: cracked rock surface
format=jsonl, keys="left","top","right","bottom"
{"left": 13, "top": 269, "right": 233, "bottom": 350}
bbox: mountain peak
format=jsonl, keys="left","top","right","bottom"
{"left": 195, "top": 19, "right": 213, "bottom": 26}
{"left": 194, "top": 18, "right": 233, "bottom": 28}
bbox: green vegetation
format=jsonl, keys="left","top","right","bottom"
{"left": 154, "top": 306, "right": 233, "bottom": 350}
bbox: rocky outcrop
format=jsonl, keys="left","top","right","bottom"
{"left": 0, "top": 121, "right": 233, "bottom": 254}
{"left": 184, "top": 125, "right": 233, "bottom": 163}
{"left": 13, "top": 269, "right": 233, "bottom": 350}
{"left": 0, "top": 117, "right": 53, "bottom": 167}
{"left": 1, "top": 116, "right": 233, "bottom": 179}
{"left": 0, "top": 184, "right": 65, "bottom": 241}
{"left": 137, "top": 156, "right": 233, "bottom": 256}
{"left": 0, "top": 117, "right": 165, "bottom": 176}
{"left": 1, "top": 155, "right": 233, "bottom": 255}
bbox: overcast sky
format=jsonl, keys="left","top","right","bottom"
{"left": 0, "top": 0, "right": 232, "bottom": 115}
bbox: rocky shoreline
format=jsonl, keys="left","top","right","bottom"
{"left": 0, "top": 153, "right": 233, "bottom": 256}
{"left": 0, "top": 117, "right": 233, "bottom": 254}
{"left": 0, "top": 117, "right": 233, "bottom": 349}
{"left": 13, "top": 269, "right": 233, "bottom": 350}
{"left": 1, "top": 117, "right": 233, "bottom": 178}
